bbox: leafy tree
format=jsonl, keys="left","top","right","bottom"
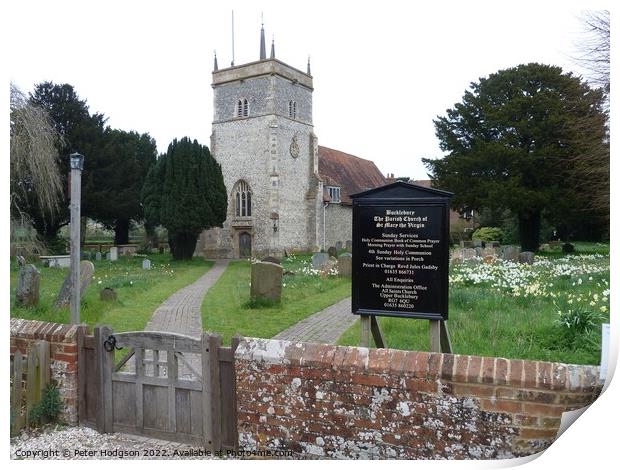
{"left": 423, "top": 63, "right": 607, "bottom": 250}
{"left": 142, "top": 138, "right": 227, "bottom": 260}
{"left": 88, "top": 129, "right": 157, "bottom": 244}
{"left": 26, "top": 82, "right": 107, "bottom": 247}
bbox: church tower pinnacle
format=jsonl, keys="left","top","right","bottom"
{"left": 260, "top": 20, "right": 266, "bottom": 60}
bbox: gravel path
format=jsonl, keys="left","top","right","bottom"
{"left": 10, "top": 425, "right": 214, "bottom": 460}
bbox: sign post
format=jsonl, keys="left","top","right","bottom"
{"left": 351, "top": 182, "right": 453, "bottom": 352}
{"left": 69, "top": 152, "right": 85, "bottom": 325}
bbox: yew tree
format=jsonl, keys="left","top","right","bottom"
{"left": 423, "top": 63, "right": 607, "bottom": 250}
{"left": 142, "top": 138, "right": 227, "bottom": 260}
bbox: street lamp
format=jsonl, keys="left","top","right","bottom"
{"left": 69, "top": 152, "right": 84, "bottom": 324}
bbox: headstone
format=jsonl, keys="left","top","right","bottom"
{"left": 337, "top": 253, "right": 352, "bottom": 277}
{"left": 15, "top": 264, "right": 40, "bottom": 307}
{"left": 473, "top": 239, "right": 483, "bottom": 248}
{"left": 143, "top": 259, "right": 152, "bottom": 270}
{"left": 475, "top": 247, "right": 483, "bottom": 256}
{"left": 518, "top": 251, "right": 535, "bottom": 265}
{"left": 501, "top": 245, "right": 521, "bottom": 262}
{"left": 95, "top": 251, "right": 102, "bottom": 261}
{"left": 335, "top": 241, "right": 343, "bottom": 250}
{"left": 55, "top": 261, "right": 95, "bottom": 308}
{"left": 480, "top": 247, "right": 497, "bottom": 258}
{"left": 106, "top": 252, "right": 111, "bottom": 261}
{"left": 539, "top": 243, "right": 550, "bottom": 252}
{"left": 100, "top": 287, "right": 117, "bottom": 302}
{"left": 16, "top": 255, "right": 26, "bottom": 267}
{"left": 345, "top": 240, "right": 352, "bottom": 251}
{"left": 462, "top": 248, "right": 477, "bottom": 260}
{"left": 489, "top": 241, "right": 500, "bottom": 248}
{"left": 327, "top": 246, "right": 338, "bottom": 258}
{"left": 312, "top": 252, "right": 329, "bottom": 270}
{"left": 463, "top": 240, "right": 474, "bottom": 248}
{"left": 109, "top": 247, "right": 118, "bottom": 261}
{"left": 261, "top": 256, "right": 280, "bottom": 265}
{"left": 250, "top": 261, "right": 283, "bottom": 301}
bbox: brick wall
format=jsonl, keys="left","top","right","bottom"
{"left": 10, "top": 319, "right": 85, "bottom": 425}
{"left": 235, "top": 338, "right": 602, "bottom": 459}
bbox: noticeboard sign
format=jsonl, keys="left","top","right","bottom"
{"left": 351, "top": 182, "right": 453, "bottom": 321}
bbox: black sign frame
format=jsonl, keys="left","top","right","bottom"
{"left": 351, "top": 182, "right": 453, "bottom": 321}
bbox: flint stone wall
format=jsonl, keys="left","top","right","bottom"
{"left": 235, "top": 338, "right": 602, "bottom": 459}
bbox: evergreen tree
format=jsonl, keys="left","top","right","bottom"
{"left": 89, "top": 129, "right": 157, "bottom": 244}
{"left": 142, "top": 138, "right": 227, "bottom": 260}
{"left": 423, "top": 63, "right": 607, "bottom": 250}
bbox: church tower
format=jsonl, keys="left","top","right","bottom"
{"left": 201, "top": 24, "right": 322, "bottom": 258}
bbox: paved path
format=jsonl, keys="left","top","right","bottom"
{"left": 272, "top": 297, "right": 356, "bottom": 344}
{"left": 131, "top": 259, "right": 230, "bottom": 378}
{"left": 144, "top": 259, "right": 229, "bottom": 337}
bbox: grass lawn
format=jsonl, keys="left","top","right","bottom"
{"left": 10, "top": 254, "right": 213, "bottom": 333}
{"left": 339, "top": 243, "right": 610, "bottom": 365}
{"left": 201, "top": 253, "right": 351, "bottom": 344}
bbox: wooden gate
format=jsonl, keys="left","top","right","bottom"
{"left": 79, "top": 326, "right": 239, "bottom": 450}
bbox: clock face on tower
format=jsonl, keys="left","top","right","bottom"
{"left": 289, "top": 135, "right": 300, "bottom": 158}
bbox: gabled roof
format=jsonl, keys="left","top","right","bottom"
{"left": 318, "top": 146, "right": 387, "bottom": 205}
{"left": 350, "top": 181, "right": 454, "bottom": 200}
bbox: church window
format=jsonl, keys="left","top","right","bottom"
{"left": 235, "top": 180, "right": 252, "bottom": 216}
{"left": 288, "top": 100, "right": 297, "bottom": 119}
{"left": 236, "top": 98, "right": 249, "bottom": 117}
{"left": 328, "top": 186, "right": 341, "bottom": 203}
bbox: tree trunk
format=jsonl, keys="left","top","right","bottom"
{"left": 517, "top": 212, "right": 541, "bottom": 251}
{"left": 144, "top": 222, "right": 158, "bottom": 250}
{"left": 169, "top": 232, "right": 197, "bottom": 260}
{"left": 114, "top": 218, "right": 130, "bottom": 245}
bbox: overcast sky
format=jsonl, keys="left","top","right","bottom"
{"left": 6, "top": 0, "right": 610, "bottom": 180}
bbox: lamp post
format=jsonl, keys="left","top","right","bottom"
{"left": 69, "top": 152, "right": 84, "bottom": 325}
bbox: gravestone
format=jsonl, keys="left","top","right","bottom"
{"left": 250, "top": 261, "right": 283, "bottom": 301}
{"left": 539, "top": 243, "right": 550, "bottom": 251}
{"left": 501, "top": 245, "right": 521, "bottom": 262}
{"left": 480, "top": 247, "right": 497, "bottom": 258}
{"left": 473, "top": 239, "right": 483, "bottom": 248}
{"left": 345, "top": 240, "right": 352, "bottom": 251}
{"left": 335, "top": 241, "right": 343, "bottom": 250}
{"left": 15, "top": 264, "right": 40, "bottom": 307}
{"left": 518, "top": 251, "right": 535, "bottom": 265}
{"left": 463, "top": 240, "right": 474, "bottom": 248}
{"left": 312, "top": 253, "right": 329, "bottom": 270}
{"left": 489, "top": 241, "right": 500, "bottom": 248}
{"left": 337, "top": 253, "right": 352, "bottom": 277}
{"left": 55, "top": 261, "right": 95, "bottom": 308}
{"left": 327, "top": 246, "right": 338, "bottom": 258}
{"left": 16, "top": 255, "right": 26, "bottom": 267}
{"left": 462, "top": 248, "right": 477, "bottom": 260}
{"left": 109, "top": 247, "right": 118, "bottom": 261}
{"left": 106, "top": 252, "right": 111, "bottom": 261}
{"left": 95, "top": 251, "right": 102, "bottom": 261}
{"left": 142, "top": 259, "right": 152, "bottom": 270}
{"left": 100, "top": 287, "right": 117, "bottom": 302}
{"left": 261, "top": 256, "right": 280, "bottom": 265}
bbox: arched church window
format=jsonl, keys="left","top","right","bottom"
{"left": 234, "top": 180, "right": 252, "bottom": 216}
{"left": 288, "top": 100, "right": 297, "bottom": 119}
{"left": 237, "top": 98, "right": 249, "bottom": 117}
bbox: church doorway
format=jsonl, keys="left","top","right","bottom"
{"left": 239, "top": 232, "right": 252, "bottom": 258}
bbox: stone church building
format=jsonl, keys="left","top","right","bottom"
{"left": 197, "top": 26, "right": 386, "bottom": 258}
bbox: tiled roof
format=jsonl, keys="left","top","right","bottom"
{"left": 318, "top": 146, "right": 386, "bottom": 205}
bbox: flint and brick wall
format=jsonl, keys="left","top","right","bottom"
{"left": 10, "top": 319, "right": 85, "bottom": 425}
{"left": 235, "top": 338, "right": 602, "bottom": 459}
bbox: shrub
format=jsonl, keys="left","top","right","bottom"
{"left": 29, "top": 385, "right": 63, "bottom": 427}
{"left": 562, "top": 242, "right": 575, "bottom": 253}
{"left": 555, "top": 308, "right": 604, "bottom": 348}
{"left": 472, "top": 226, "right": 504, "bottom": 242}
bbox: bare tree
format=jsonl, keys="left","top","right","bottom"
{"left": 574, "top": 11, "right": 610, "bottom": 95}
{"left": 10, "top": 83, "right": 64, "bottom": 254}
{"left": 10, "top": 83, "right": 64, "bottom": 219}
